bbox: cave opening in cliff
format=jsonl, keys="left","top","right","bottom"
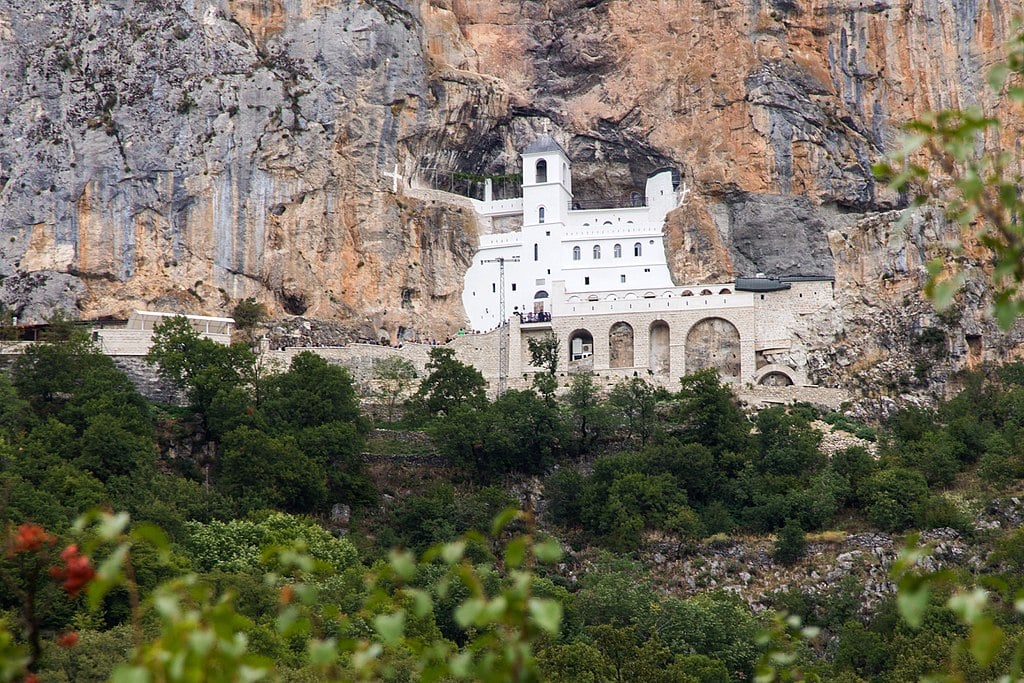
{"left": 280, "top": 292, "right": 308, "bottom": 316}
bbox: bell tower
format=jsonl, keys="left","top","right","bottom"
{"left": 521, "top": 134, "right": 573, "bottom": 228}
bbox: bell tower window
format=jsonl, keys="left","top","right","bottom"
{"left": 593, "top": 245, "right": 601, "bottom": 259}
{"left": 572, "top": 246, "right": 581, "bottom": 261}
{"left": 536, "top": 159, "right": 547, "bottom": 183}
{"left": 634, "top": 242, "right": 642, "bottom": 257}
{"left": 538, "top": 206, "right": 545, "bottom": 224}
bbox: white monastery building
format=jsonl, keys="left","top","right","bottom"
{"left": 457, "top": 135, "right": 836, "bottom": 388}
{"left": 462, "top": 135, "right": 678, "bottom": 330}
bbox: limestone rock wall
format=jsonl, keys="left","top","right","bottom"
{"left": 0, "top": 0, "right": 1021, "bottom": 390}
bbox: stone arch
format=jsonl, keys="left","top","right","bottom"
{"left": 649, "top": 320, "right": 670, "bottom": 376}
{"left": 754, "top": 364, "right": 798, "bottom": 386}
{"left": 700, "top": 289, "right": 713, "bottom": 295}
{"left": 569, "top": 329, "right": 594, "bottom": 369}
{"left": 719, "top": 288, "right": 731, "bottom": 294}
{"left": 536, "top": 159, "right": 547, "bottom": 183}
{"left": 685, "top": 317, "right": 741, "bottom": 379}
{"left": 609, "top": 322, "right": 634, "bottom": 368}
{"left": 758, "top": 371, "right": 794, "bottom": 386}
{"left": 681, "top": 290, "right": 694, "bottom": 297}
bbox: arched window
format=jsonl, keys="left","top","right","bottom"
{"left": 572, "top": 246, "right": 581, "bottom": 261}
{"left": 634, "top": 242, "right": 642, "bottom": 257}
{"left": 538, "top": 206, "right": 545, "bottom": 224}
{"left": 536, "top": 159, "right": 547, "bottom": 183}
{"left": 534, "top": 243, "right": 539, "bottom": 261}
{"left": 593, "top": 245, "right": 601, "bottom": 259}
{"left": 614, "top": 244, "right": 622, "bottom": 258}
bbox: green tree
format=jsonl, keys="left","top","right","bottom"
{"left": 527, "top": 333, "right": 560, "bottom": 375}
{"left": 215, "top": 427, "right": 327, "bottom": 514}
{"left": 774, "top": 518, "right": 806, "bottom": 565}
{"left": 260, "top": 352, "right": 364, "bottom": 435}
{"left": 753, "top": 406, "right": 824, "bottom": 477}
{"left": 372, "top": 356, "right": 417, "bottom": 423}
{"left": 409, "top": 347, "right": 487, "bottom": 422}
{"left": 296, "top": 421, "right": 376, "bottom": 508}
{"left": 831, "top": 445, "right": 877, "bottom": 506}
{"left": 563, "top": 372, "right": 612, "bottom": 458}
{"left": 672, "top": 369, "right": 752, "bottom": 461}
{"left": 978, "top": 431, "right": 1020, "bottom": 487}
{"left": 608, "top": 377, "right": 658, "bottom": 447}
{"left": 231, "top": 298, "right": 267, "bottom": 330}
{"left": 654, "top": 593, "right": 761, "bottom": 679}
{"left": 434, "top": 389, "right": 562, "bottom": 481}
{"left": 75, "top": 414, "right": 154, "bottom": 482}
{"left": 12, "top": 333, "right": 144, "bottom": 425}
{"left": 146, "top": 315, "right": 256, "bottom": 418}
{"left": 863, "top": 467, "right": 931, "bottom": 532}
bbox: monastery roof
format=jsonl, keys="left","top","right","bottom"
{"left": 523, "top": 134, "right": 567, "bottom": 156}
{"left": 130, "top": 310, "right": 235, "bottom": 324}
{"left": 734, "top": 277, "right": 791, "bottom": 292}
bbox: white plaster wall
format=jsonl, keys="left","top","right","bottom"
{"left": 462, "top": 154, "right": 681, "bottom": 331}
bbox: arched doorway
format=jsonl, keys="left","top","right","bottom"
{"left": 649, "top": 320, "right": 670, "bottom": 376}
{"left": 609, "top": 322, "right": 634, "bottom": 368}
{"left": 758, "top": 371, "right": 794, "bottom": 386}
{"left": 568, "top": 329, "right": 594, "bottom": 370}
{"left": 685, "top": 317, "right": 741, "bottom": 379}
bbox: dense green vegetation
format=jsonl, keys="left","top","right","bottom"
{"left": 2, "top": 322, "right": 1024, "bottom": 681}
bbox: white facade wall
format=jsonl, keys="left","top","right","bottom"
{"left": 462, "top": 142, "right": 680, "bottom": 331}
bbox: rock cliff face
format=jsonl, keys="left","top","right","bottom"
{"left": 0, "top": 0, "right": 1021, "bottom": 376}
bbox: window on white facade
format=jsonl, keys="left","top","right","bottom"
{"left": 492, "top": 283, "right": 496, "bottom": 293}
{"left": 593, "top": 245, "right": 601, "bottom": 259}
{"left": 634, "top": 242, "right": 642, "bottom": 257}
{"left": 538, "top": 206, "right": 545, "bottom": 223}
{"left": 512, "top": 283, "right": 517, "bottom": 291}
{"left": 572, "top": 246, "right": 581, "bottom": 261}
{"left": 614, "top": 244, "right": 622, "bottom": 258}
{"left": 536, "top": 159, "right": 547, "bottom": 183}
{"left": 534, "top": 243, "right": 538, "bottom": 261}
{"left": 584, "top": 276, "right": 590, "bottom": 285}
{"left": 620, "top": 274, "right": 626, "bottom": 283}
